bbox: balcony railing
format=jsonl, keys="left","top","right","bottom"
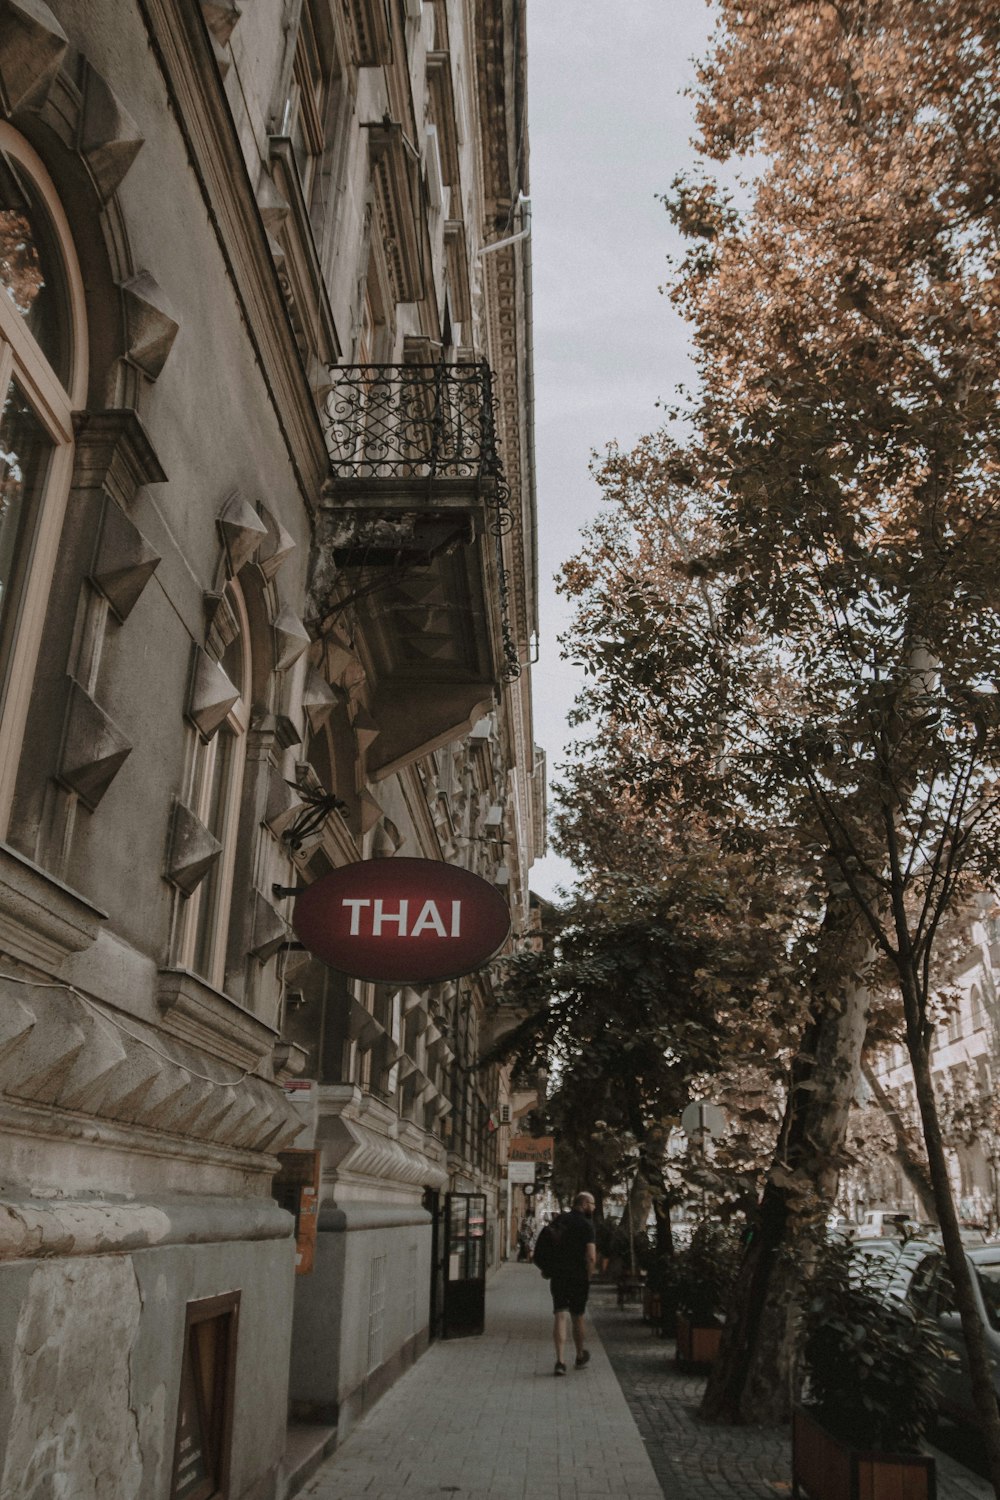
{"left": 323, "top": 361, "right": 501, "bottom": 481}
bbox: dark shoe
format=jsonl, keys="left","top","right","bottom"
{"left": 575, "top": 1350, "right": 590, "bottom": 1369}
{"left": 553, "top": 1361, "right": 566, "bottom": 1376}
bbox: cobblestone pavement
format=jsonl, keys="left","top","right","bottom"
{"left": 590, "top": 1291, "right": 791, "bottom": 1499}
{"left": 590, "top": 1288, "right": 994, "bottom": 1500}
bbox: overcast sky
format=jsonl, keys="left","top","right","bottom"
{"left": 526, "top": 0, "right": 718, "bottom": 901}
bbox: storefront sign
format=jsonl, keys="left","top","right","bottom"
{"left": 508, "top": 1134, "right": 554, "bottom": 1164}
{"left": 507, "top": 1160, "right": 536, "bottom": 1183}
{"left": 292, "top": 858, "right": 511, "bottom": 982}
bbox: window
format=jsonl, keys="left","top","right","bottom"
{"left": 281, "top": 0, "right": 329, "bottom": 203}
{"left": 179, "top": 584, "right": 251, "bottom": 990}
{"left": 0, "top": 126, "right": 87, "bottom": 832}
{"left": 171, "top": 1292, "right": 239, "bottom": 1500}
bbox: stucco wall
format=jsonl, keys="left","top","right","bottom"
{"left": 0, "top": 1230, "right": 294, "bottom": 1500}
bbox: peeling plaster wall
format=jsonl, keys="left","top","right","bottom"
{"left": 0, "top": 1256, "right": 144, "bottom": 1500}
{"left": 0, "top": 1231, "right": 294, "bottom": 1500}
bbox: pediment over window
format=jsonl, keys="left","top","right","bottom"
{"left": 343, "top": 0, "right": 391, "bottom": 66}
{"left": 366, "top": 123, "right": 423, "bottom": 305}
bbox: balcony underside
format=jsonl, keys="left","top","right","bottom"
{"left": 318, "top": 479, "right": 501, "bottom": 780}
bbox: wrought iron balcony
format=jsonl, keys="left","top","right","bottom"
{"left": 323, "top": 361, "right": 502, "bottom": 483}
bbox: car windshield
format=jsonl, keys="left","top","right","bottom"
{"left": 975, "top": 1263, "right": 1000, "bottom": 1331}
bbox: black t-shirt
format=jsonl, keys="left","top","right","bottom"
{"left": 552, "top": 1209, "right": 595, "bottom": 1279}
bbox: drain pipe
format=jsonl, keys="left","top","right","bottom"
{"left": 479, "top": 194, "right": 532, "bottom": 256}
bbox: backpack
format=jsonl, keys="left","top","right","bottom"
{"left": 532, "top": 1216, "right": 566, "bottom": 1279}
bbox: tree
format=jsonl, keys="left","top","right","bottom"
{"left": 488, "top": 855, "right": 806, "bottom": 1257}
{"left": 557, "top": 0, "right": 1000, "bottom": 1479}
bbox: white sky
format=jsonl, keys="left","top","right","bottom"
{"left": 526, "top": 0, "right": 718, "bottom": 901}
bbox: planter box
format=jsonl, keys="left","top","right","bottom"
{"left": 792, "top": 1407, "right": 936, "bottom": 1500}
{"left": 674, "top": 1312, "right": 722, "bottom": 1370}
{"left": 642, "top": 1289, "right": 662, "bottom": 1323}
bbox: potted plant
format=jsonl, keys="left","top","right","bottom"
{"left": 793, "top": 1238, "right": 942, "bottom": 1500}
{"left": 673, "top": 1219, "right": 740, "bottom": 1369}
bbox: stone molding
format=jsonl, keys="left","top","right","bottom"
{"left": 71, "top": 409, "right": 168, "bottom": 508}
{"left": 0, "top": 1191, "right": 291, "bottom": 1262}
{"left": 0, "top": 841, "right": 106, "bottom": 974}
{"left": 0, "top": 976, "right": 299, "bottom": 1158}
{"left": 315, "top": 1090, "right": 448, "bottom": 1195}
{"left": 157, "top": 966, "right": 280, "bottom": 1069}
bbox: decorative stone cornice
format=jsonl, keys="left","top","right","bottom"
{"left": 426, "top": 51, "right": 460, "bottom": 186}
{"left": 343, "top": 0, "right": 392, "bottom": 66}
{"left": 158, "top": 968, "right": 280, "bottom": 1069}
{"left": 316, "top": 1107, "right": 448, "bottom": 1194}
{"left": 0, "top": 977, "right": 300, "bottom": 1157}
{"left": 0, "top": 841, "right": 106, "bottom": 974}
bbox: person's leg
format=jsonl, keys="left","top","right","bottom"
{"left": 571, "top": 1312, "right": 587, "bottom": 1360}
{"left": 553, "top": 1307, "right": 569, "bottom": 1367}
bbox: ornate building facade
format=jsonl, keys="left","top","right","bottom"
{"left": 0, "top": 1, "right": 540, "bottom": 1495}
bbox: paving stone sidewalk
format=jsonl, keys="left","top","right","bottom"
{"left": 302, "top": 1262, "right": 663, "bottom": 1500}
{"left": 302, "top": 1263, "right": 993, "bottom": 1500}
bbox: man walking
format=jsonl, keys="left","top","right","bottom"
{"left": 550, "top": 1191, "right": 597, "bottom": 1376}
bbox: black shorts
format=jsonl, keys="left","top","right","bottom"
{"left": 550, "top": 1274, "right": 590, "bottom": 1316}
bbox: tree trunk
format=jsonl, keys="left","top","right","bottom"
{"left": 701, "top": 923, "right": 871, "bottom": 1424}
{"left": 861, "top": 1056, "right": 937, "bottom": 1221}
{"left": 905, "top": 978, "right": 1000, "bottom": 1497}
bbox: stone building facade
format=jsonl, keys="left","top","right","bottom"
{"left": 0, "top": 1, "right": 540, "bottom": 1496}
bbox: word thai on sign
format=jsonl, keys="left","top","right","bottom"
{"left": 292, "top": 857, "right": 511, "bottom": 982}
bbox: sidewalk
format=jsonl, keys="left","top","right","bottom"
{"left": 302, "top": 1264, "right": 994, "bottom": 1500}
{"left": 301, "top": 1263, "right": 662, "bottom": 1500}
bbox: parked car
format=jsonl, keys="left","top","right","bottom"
{"left": 905, "top": 1243, "right": 1000, "bottom": 1425}
{"left": 855, "top": 1209, "right": 920, "bottom": 1240}
{"left": 826, "top": 1212, "right": 856, "bottom": 1239}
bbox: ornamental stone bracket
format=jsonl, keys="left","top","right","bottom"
{"left": 157, "top": 967, "right": 280, "bottom": 1070}
{"left": 89, "top": 496, "right": 161, "bottom": 622}
{"left": 0, "top": 841, "right": 106, "bottom": 974}
{"left": 188, "top": 647, "right": 240, "bottom": 739}
{"left": 121, "top": 271, "right": 180, "bottom": 380}
{"left": 0, "top": 0, "right": 67, "bottom": 119}
{"left": 80, "top": 62, "right": 144, "bottom": 202}
{"left": 164, "top": 798, "right": 222, "bottom": 896}
{"left": 218, "top": 489, "right": 268, "bottom": 575}
{"left": 57, "top": 678, "right": 133, "bottom": 811}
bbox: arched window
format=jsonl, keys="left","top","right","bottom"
{"left": 179, "top": 582, "right": 252, "bottom": 990}
{"left": 0, "top": 125, "right": 87, "bottom": 830}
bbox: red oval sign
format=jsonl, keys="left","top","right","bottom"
{"left": 292, "top": 858, "right": 511, "bottom": 982}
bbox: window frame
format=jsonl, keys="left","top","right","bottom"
{"left": 0, "top": 124, "right": 88, "bottom": 836}
{"left": 177, "top": 583, "right": 252, "bottom": 992}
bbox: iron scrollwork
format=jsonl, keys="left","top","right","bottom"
{"left": 322, "top": 361, "right": 522, "bottom": 683}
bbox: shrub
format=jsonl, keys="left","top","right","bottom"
{"left": 799, "top": 1237, "right": 943, "bottom": 1453}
